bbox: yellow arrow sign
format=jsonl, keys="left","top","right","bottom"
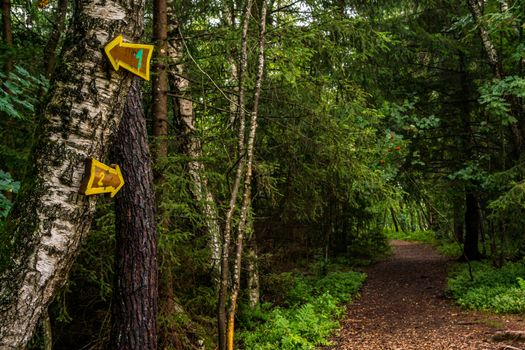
{"left": 79, "top": 158, "right": 125, "bottom": 198}
{"left": 104, "top": 35, "right": 154, "bottom": 81}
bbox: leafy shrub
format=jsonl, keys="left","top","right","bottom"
{"left": 0, "top": 66, "right": 48, "bottom": 119}
{"left": 314, "top": 271, "right": 366, "bottom": 303}
{"left": 447, "top": 260, "right": 525, "bottom": 313}
{"left": 239, "top": 270, "right": 366, "bottom": 349}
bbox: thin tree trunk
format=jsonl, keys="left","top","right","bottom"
{"left": 110, "top": 79, "right": 158, "bottom": 349}
{"left": 466, "top": 0, "right": 502, "bottom": 78}
{"left": 152, "top": 2, "right": 181, "bottom": 348}
{"left": 227, "top": 0, "right": 268, "bottom": 348}
{"left": 222, "top": 0, "right": 239, "bottom": 126}
{"left": 167, "top": 17, "right": 222, "bottom": 287}
{"left": 390, "top": 207, "right": 399, "bottom": 233}
{"left": 152, "top": 0, "right": 169, "bottom": 160}
{"left": 466, "top": 0, "right": 523, "bottom": 152}
{"left": 246, "top": 234, "right": 260, "bottom": 308}
{"left": 218, "top": 0, "right": 253, "bottom": 347}
{"left": 0, "top": 0, "right": 145, "bottom": 346}
{"left": 464, "top": 190, "right": 481, "bottom": 260}
{"left": 41, "top": 310, "right": 53, "bottom": 350}
{"left": 43, "top": 0, "right": 69, "bottom": 78}
{"left": 1, "top": 0, "right": 13, "bottom": 72}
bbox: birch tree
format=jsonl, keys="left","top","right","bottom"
{"left": 0, "top": 0, "right": 146, "bottom": 346}
{"left": 167, "top": 13, "right": 222, "bottom": 287}
{"left": 227, "top": 1, "right": 268, "bottom": 348}
{"left": 217, "top": 0, "right": 253, "bottom": 347}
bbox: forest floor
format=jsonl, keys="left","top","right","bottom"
{"left": 326, "top": 240, "right": 525, "bottom": 350}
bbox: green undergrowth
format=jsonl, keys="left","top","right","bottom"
{"left": 385, "top": 229, "right": 462, "bottom": 257}
{"left": 238, "top": 269, "right": 366, "bottom": 349}
{"left": 447, "top": 260, "right": 525, "bottom": 314}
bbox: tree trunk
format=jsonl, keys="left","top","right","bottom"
{"left": 227, "top": 0, "right": 268, "bottom": 348}
{"left": 463, "top": 190, "right": 481, "bottom": 260}
{"left": 0, "top": 0, "right": 145, "bottom": 346}
{"left": 390, "top": 207, "right": 399, "bottom": 233}
{"left": 152, "top": 0, "right": 169, "bottom": 160}
{"left": 466, "top": 0, "right": 502, "bottom": 78}
{"left": 167, "top": 16, "right": 222, "bottom": 287}
{"left": 246, "top": 234, "right": 260, "bottom": 308}
{"left": 110, "top": 79, "right": 158, "bottom": 350}
{"left": 1, "top": 0, "right": 13, "bottom": 72}
{"left": 466, "top": 0, "right": 523, "bottom": 153}
{"left": 218, "top": 0, "right": 253, "bottom": 346}
{"left": 41, "top": 310, "right": 52, "bottom": 350}
{"left": 43, "top": 0, "right": 69, "bottom": 78}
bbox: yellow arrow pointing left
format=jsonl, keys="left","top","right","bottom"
{"left": 79, "top": 158, "right": 125, "bottom": 198}
{"left": 104, "top": 35, "right": 154, "bottom": 81}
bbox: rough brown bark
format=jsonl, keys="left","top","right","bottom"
{"left": 43, "top": 0, "right": 69, "bottom": 78}
{"left": 0, "top": 0, "right": 145, "bottom": 347}
{"left": 110, "top": 79, "right": 158, "bottom": 350}
{"left": 152, "top": 0, "right": 169, "bottom": 159}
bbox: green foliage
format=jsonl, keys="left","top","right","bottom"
{"left": 479, "top": 76, "right": 525, "bottom": 125}
{"left": 239, "top": 270, "right": 366, "bottom": 349}
{"left": 0, "top": 170, "right": 20, "bottom": 220}
{"left": 448, "top": 261, "right": 525, "bottom": 314}
{"left": 0, "top": 66, "right": 48, "bottom": 119}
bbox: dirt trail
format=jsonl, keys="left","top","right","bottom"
{"left": 327, "top": 240, "right": 525, "bottom": 350}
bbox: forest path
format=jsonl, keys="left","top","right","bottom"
{"left": 326, "top": 240, "right": 525, "bottom": 350}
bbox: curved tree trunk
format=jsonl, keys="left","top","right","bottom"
{"left": 110, "top": 79, "right": 158, "bottom": 350}
{"left": 0, "top": 0, "right": 146, "bottom": 347}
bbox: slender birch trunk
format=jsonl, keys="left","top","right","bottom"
{"left": 466, "top": 0, "right": 502, "bottom": 78}
{"left": 166, "top": 15, "right": 222, "bottom": 287}
{"left": 218, "top": 0, "right": 253, "bottom": 347}
{"left": 245, "top": 234, "right": 260, "bottom": 308}
{"left": 222, "top": 0, "right": 239, "bottom": 126}
{"left": 0, "top": 0, "right": 145, "bottom": 346}
{"left": 227, "top": 1, "right": 268, "bottom": 348}
{"left": 466, "top": 0, "right": 523, "bottom": 152}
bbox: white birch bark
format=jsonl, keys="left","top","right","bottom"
{"left": 227, "top": 0, "right": 268, "bottom": 348}
{"left": 246, "top": 235, "right": 260, "bottom": 308}
{"left": 0, "top": 0, "right": 145, "bottom": 347}
{"left": 166, "top": 9, "right": 223, "bottom": 286}
{"left": 218, "top": 0, "right": 253, "bottom": 347}
{"left": 466, "top": 0, "right": 524, "bottom": 153}
{"left": 466, "top": 0, "right": 502, "bottom": 78}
